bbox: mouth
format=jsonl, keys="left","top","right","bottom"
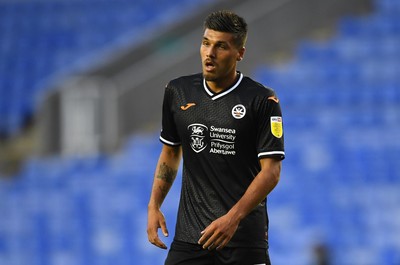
{"left": 204, "top": 60, "right": 216, "bottom": 72}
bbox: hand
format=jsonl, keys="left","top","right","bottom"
{"left": 147, "top": 208, "right": 169, "bottom": 249}
{"left": 198, "top": 214, "right": 240, "bottom": 250}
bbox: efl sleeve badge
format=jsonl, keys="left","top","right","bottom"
{"left": 270, "top": 116, "right": 283, "bottom": 138}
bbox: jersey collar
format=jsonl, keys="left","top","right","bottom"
{"left": 203, "top": 72, "right": 243, "bottom": 100}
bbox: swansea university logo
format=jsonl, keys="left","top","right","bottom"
{"left": 188, "top": 123, "right": 208, "bottom": 153}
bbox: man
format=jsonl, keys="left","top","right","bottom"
{"left": 147, "top": 10, "right": 285, "bottom": 265}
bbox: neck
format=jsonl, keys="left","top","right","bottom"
{"left": 206, "top": 71, "right": 238, "bottom": 93}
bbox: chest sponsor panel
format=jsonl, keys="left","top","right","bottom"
{"left": 188, "top": 123, "right": 237, "bottom": 155}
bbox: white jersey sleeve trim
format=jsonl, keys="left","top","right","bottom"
{"left": 258, "top": 151, "right": 285, "bottom": 157}
{"left": 160, "top": 136, "right": 181, "bottom": 146}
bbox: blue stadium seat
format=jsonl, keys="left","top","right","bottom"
{"left": 254, "top": 1, "right": 400, "bottom": 263}
{"left": 0, "top": 0, "right": 213, "bottom": 136}
{"left": 1, "top": 0, "right": 400, "bottom": 264}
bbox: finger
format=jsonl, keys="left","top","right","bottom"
{"left": 149, "top": 234, "right": 168, "bottom": 249}
{"left": 208, "top": 234, "right": 225, "bottom": 250}
{"left": 202, "top": 232, "right": 220, "bottom": 250}
{"left": 154, "top": 238, "right": 168, "bottom": 249}
{"left": 215, "top": 237, "right": 230, "bottom": 250}
{"left": 148, "top": 226, "right": 168, "bottom": 249}
{"left": 197, "top": 228, "right": 213, "bottom": 245}
{"left": 198, "top": 229, "right": 210, "bottom": 245}
{"left": 210, "top": 236, "right": 225, "bottom": 251}
{"left": 160, "top": 220, "right": 169, "bottom": 237}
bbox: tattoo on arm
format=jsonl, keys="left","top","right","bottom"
{"left": 157, "top": 162, "right": 177, "bottom": 184}
{"left": 156, "top": 162, "right": 177, "bottom": 199}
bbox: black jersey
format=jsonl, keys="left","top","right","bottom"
{"left": 160, "top": 72, "right": 285, "bottom": 248}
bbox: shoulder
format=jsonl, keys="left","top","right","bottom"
{"left": 167, "top": 73, "right": 203, "bottom": 89}
{"left": 240, "top": 75, "right": 277, "bottom": 98}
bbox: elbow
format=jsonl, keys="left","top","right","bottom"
{"left": 271, "top": 170, "right": 280, "bottom": 187}
{"left": 272, "top": 161, "right": 281, "bottom": 185}
{"left": 267, "top": 159, "right": 281, "bottom": 187}
{"left": 259, "top": 158, "right": 282, "bottom": 188}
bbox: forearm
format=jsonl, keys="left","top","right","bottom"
{"left": 198, "top": 158, "right": 281, "bottom": 250}
{"left": 148, "top": 145, "right": 182, "bottom": 210}
{"left": 228, "top": 158, "right": 281, "bottom": 222}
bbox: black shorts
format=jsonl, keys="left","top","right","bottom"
{"left": 165, "top": 240, "right": 271, "bottom": 265}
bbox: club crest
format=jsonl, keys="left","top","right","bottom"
{"left": 232, "top": 104, "right": 246, "bottom": 119}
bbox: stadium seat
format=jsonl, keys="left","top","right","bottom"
{"left": 254, "top": 0, "right": 400, "bottom": 263}
{"left": 1, "top": 0, "right": 400, "bottom": 264}
{"left": 0, "top": 0, "right": 212, "bottom": 136}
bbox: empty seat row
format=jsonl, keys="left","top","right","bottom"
{"left": 0, "top": 0, "right": 211, "bottom": 136}
{"left": 1, "top": 0, "right": 400, "bottom": 264}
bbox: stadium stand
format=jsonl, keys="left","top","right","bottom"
{"left": 0, "top": 0, "right": 399, "bottom": 264}
{"left": 253, "top": 0, "right": 400, "bottom": 264}
{"left": 0, "top": 0, "right": 211, "bottom": 137}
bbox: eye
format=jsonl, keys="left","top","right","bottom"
{"left": 217, "top": 43, "right": 228, "bottom": 50}
{"left": 202, "top": 40, "right": 210, "bottom": 46}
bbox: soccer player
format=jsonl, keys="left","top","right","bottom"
{"left": 147, "top": 10, "right": 285, "bottom": 265}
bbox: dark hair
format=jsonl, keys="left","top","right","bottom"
{"left": 204, "top": 10, "right": 248, "bottom": 48}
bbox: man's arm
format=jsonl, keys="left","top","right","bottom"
{"left": 147, "top": 144, "right": 182, "bottom": 249}
{"left": 198, "top": 157, "right": 281, "bottom": 250}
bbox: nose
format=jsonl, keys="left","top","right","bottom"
{"left": 205, "top": 45, "right": 216, "bottom": 58}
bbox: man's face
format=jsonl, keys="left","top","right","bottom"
{"left": 200, "top": 29, "right": 245, "bottom": 84}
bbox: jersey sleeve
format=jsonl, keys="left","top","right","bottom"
{"left": 159, "top": 83, "right": 181, "bottom": 146}
{"left": 255, "top": 93, "right": 285, "bottom": 160}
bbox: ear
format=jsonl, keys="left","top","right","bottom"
{"left": 237, "top": 47, "right": 246, "bottom": 61}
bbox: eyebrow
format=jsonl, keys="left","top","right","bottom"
{"left": 202, "top": 36, "right": 229, "bottom": 45}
